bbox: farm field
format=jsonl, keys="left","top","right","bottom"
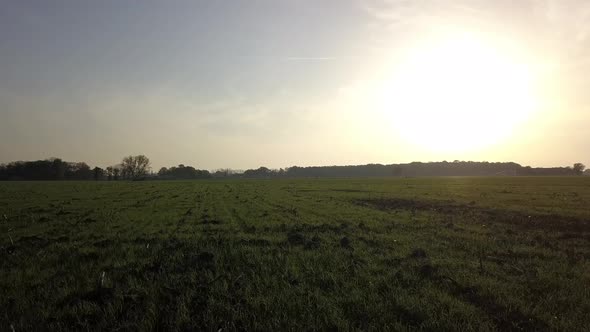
{"left": 1, "top": 177, "right": 590, "bottom": 331}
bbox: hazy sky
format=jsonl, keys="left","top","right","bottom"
{"left": 1, "top": 0, "right": 589, "bottom": 170}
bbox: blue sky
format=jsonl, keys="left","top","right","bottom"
{"left": 1, "top": 1, "right": 589, "bottom": 169}
{"left": 1, "top": 2, "right": 361, "bottom": 99}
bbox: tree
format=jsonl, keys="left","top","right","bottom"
{"left": 158, "top": 167, "right": 168, "bottom": 176}
{"left": 573, "top": 163, "right": 586, "bottom": 175}
{"left": 121, "top": 155, "right": 151, "bottom": 179}
{"left": 106, "top": 166, "right": 114, "bottom": 180}
{"left": 243, "top": 167, "right": 272, "bottom": 178}
{"left": 67, "top": 162, "right": 92, "bottom": 179}
{"left": 157, "top": 164, "right": 211, "bottom": 179}
{"left": 50, "top": 158, "right": 66, "bottom": 180}
{"left": 93, "top": 167, "right": 104, "bottom": 181}
{"left": 113, "top": 167, "right": 120, "bottom": 180}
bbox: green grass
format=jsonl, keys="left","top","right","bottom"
{"left": 1, "top": 177, "right": 590, "bottom": 331}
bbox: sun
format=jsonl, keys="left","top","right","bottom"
{"left": 377, "top": 32, "right": 539, "bottom": 153}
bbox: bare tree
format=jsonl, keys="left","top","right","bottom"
{"left": 121, "top": 155, "right": 151, "bottom": 179}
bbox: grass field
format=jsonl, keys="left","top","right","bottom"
{"left": 1, "top": 177, "right": 590, "bottom": 331}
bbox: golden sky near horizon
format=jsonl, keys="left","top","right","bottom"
{"left": 1, "top": 1, "right": 589, "bottom": 169}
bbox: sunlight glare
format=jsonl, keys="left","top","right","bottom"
{"left": 377, "top": 32, "right": 539, "bottom": 153}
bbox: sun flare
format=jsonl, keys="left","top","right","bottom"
{"left": 378, "top": 32, "right": 539, "bottom": 153}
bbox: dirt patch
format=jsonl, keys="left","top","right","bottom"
{"left": 355, "top": 198, "right": 590, "bottom": 233}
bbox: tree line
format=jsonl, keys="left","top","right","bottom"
{"left": 0, "top": 155, "right": 160, "bottom": 181}
{"left": 231, "top": 161, "right": 587, "bottom": 178}
{"left": 0, "top": 156, "right": 586, "bottom": 181}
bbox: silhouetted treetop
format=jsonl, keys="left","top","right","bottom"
{"left": 157, "top": 164, "right": 211, "bottom": 179}
{"left": 121, "top": 155, "right": 151, "bottom": 180}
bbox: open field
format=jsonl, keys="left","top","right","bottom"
{"left": 1, "top": 177, "right": 590, "bottom": 331}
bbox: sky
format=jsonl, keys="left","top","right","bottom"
{"left": 1, "top": 0, "right": 589, "bottom": 170}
